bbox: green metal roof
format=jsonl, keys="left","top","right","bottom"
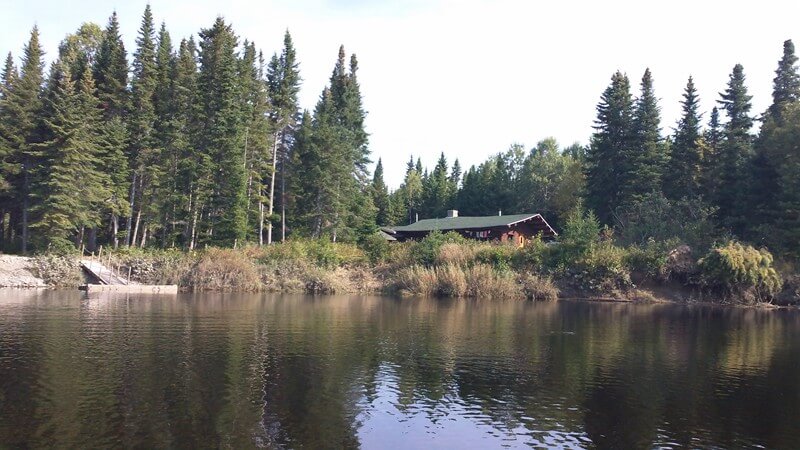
{"left": 390, "top": 213, "right": 551, "bottom": 233}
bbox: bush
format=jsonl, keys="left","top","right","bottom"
{"left": 551, "top": 206, "right": 601, "bottom": 268}
{"left": 698, "top": 242, "right": 782, "bottom": 303}
{"left": 519, "top": 273, "right": 559, "bottom": 301}
{"left": 475, "top": 243, "right": 516, "bottom": 272}
{"left": 412, "top": 231, "right": 467, "bottom": 266}
{"left": 186, "top": 248, "right": 262, "bottom": 291}
{"left": 624, "top": 238, "right": 678, "bottom": 280}
{"left": 466, "top": 264, "right": 521, "bottom": 299}
{"left": 436, "top": 242, "right": 476, "bottom": 266}
{"left": 571, "top": 243, "right": 633, "bottom": 294}
{"left": 360, "top": 233, "right": 391, "bottom": 264}
{"left": 516, "top": 234, "right": 552, "bottom": 271}
{"left": 436, "top": 264, "right": 468, "bottom": 297}
{"left": 394, "top": 265, "right": 438, "bottom": 297}
{"left": 32, "top": 254, "right": 83, "bottom": 287}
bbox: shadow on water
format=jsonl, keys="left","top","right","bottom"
{"left": 1, "top": 290, "right": 799, "bottom": 448}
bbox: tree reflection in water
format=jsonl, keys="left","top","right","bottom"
{"left": 0, "top": 291, "right": 799, "bottom": 448}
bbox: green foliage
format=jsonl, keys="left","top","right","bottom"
{"left": 624, "top": 238, "right": 678, "bottom": 280}
{"left": 360, "top": 232, "right": 391, "bottom": 264}
{"left": 412, "top": 230, "right": 466, "bottom": 267}
{"left": 552, "top": 206, "right": 601, "bottom": 267}
{"left": 475, "top": 244, "right": 516, "bottom": 272}
{"left": 614, "top": 193, "right": 720, "bottom": 252}
{"left": 572, "top": 242, "right": 633, "bottom": 294}
{"left": 698, "top": 242, "right": 782, "bottom": 303}
{"left": 664, "top": 77, "right": 703, "bottom": 200}
{"left": 586, "top": 71, "right": 633, "bottom": 224}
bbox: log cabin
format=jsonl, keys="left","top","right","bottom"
{"left": 383, "top": 210, "right": 557, "bottom": 246}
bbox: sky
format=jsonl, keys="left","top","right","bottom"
{"left": 2, "top": 0, "right": 799, "bottom": 188}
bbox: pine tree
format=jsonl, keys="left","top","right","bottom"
{"left": 372, "top": 158, "right": 390, "bottom": 226}
{"left": 4, "top": 27, "right": 45, "bottom": 253}
{"left": 34, "top": 63, "right": 110, "bottom": 250}
{"left": 715, "top": 64, "right": 753, "bottom": 235}
{"left": 585, "top": 71, "right": 633, "bottom": 224}
{"left": 664, "top": 76, "right": 703, "bottom": 200}
{"left": 197, "top": 18, "right": 247, "bottom": 246}
{"left": 127, "top": 5, "right": 157, "bottom": 246}
{"left": 624, "top": 68, "right": 665, "bottom": 205}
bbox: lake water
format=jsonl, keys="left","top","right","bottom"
{"left": 1, "top": 290, "right": 799, "bottom": 449}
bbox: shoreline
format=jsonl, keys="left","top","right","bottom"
{"left": 1, "top": 253, "right": 795, "bottom": 309}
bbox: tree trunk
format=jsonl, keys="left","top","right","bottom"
{"left": 132, "top": 209, "right": 142, "bottom": 248}
{"left": 140, "top": 225, "right": 148, "bottom": 248}
{"left": 266, "top": 132, "right": 280, "bottom": 245}
{"left": 281, "top": 153, "right": 286, "bottom": 242}
{"left": 125, "top": 171, "right": 137, "bottom": 246}
{"left": 111, "top": 214, "right": 119, "bottom": 249}
{"left": 258, "top": 201, "right": 264, "bottom": 246}
{"left": 21, "top": 168, "right": 29, "bottom": 254}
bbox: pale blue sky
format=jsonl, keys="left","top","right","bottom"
{"left": 3, "top": 0, "right": 799, "bottom": 187}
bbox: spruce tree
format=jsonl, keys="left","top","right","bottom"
{"left": 93, "top": 11, "right": 131, "bottom": 247}
{"left": 267, "top": 30, "right": 301, "bottom": 242}
{"left": 585, "top": 71, "right": 633, "bottom": 224}
{"left": 34, "top": 63, "right": 110, "bottom": 250}
{"left": 127, "top": 5, "right": 157, "bottom": 246}
{"left": 715, "top": 64, "right": 753, "bottom": 235}
{"left": 624, "top": 68, "right": 664, "bottom": 205}
{"left": 768, "top": 39, "right": 800, "bottom": 120}
{"left": 4, "top": 27, "right": 45, "bottom": 253}
{"left": 0, "top": 53, "right": 17, "bottom": 195}
{"left": 372, "top": 158, "right": 390, "bottom": 226}
{"left": 197, "top": 18, "right": 247, "bottom": 246}
{"left": 750, "top": 41, "right": 800, "bottom": 244}
{"left": 664, "top": 76, "right": 702, "bottom": 200}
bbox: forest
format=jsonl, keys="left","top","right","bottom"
{"left": 0, "top": 5, "right": 799, "bottom": 267}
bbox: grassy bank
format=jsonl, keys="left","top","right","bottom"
{"left": 30, "top": 227, "right": 799, "bottom": 306}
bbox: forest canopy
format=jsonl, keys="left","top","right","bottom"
{"left": 0, "top": 6, "right": 798, "bottom": 262}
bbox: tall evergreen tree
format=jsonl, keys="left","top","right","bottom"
{"left": 624, "top": 68, "right": 664, "bottom": 205}
{"left": 585, "top": 71, "right": 633, "bottom": 224}
{"left": 34, "top": 63, "right": 110, "bottom": 250}
{"left": 664, "top": 76, "right": 703, "bottom": 199}
{"left": 127, "top": 5, "right": 157, "bottom": 246}
{"left": 197, "top": 18, "right": 247, "bottom": 246}
{"left": 768, "top": 39, "right": 800, "bottom": 120}
{"left": 750, "top": 40, "right": 800, "bottom": 244}
{"left": 4, "top": 27, "right": 45, "bottom": 253}
{"left": 93, "top": 11, "right": 131, "bottom": 247}
{"left": 715, "top": 64, "right": 753, "bottom": 234}
{"left": 372, "top": 158, "right": 390, "bottom": 226}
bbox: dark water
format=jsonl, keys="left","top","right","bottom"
{"left": 1, "top": 291, "right": 799, "bottom": 449}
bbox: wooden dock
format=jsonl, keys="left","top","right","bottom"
{"left": 79, "top": 259, "right": 178, "bottom": 294}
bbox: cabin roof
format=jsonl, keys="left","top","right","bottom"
{"left": 388, "top": 213, "right": 556, "bottom": 235}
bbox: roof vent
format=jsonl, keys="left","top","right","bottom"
{"left": 446, "top": 210, "right": 458, "bottom": 218}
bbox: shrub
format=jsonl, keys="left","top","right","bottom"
{"left": 551, "top": 206, "right": 601, "bottom": 268}
{"left": 394, "top": 265, "right": 438, "bottom": 297}
{"left": 698, "top": 242, "right": 782, "bottom": 303}
{"left": 466, "top": 264, "right": 522, "bottom": 299}
{"left": 360, "top": 233, "right": 392, "bottom": 264}
{"left": 519, "top": 273, "right": 559, "bottom": 301}
{"left": 32, "top": 254, "right": 83, "bottom": 287}
{"left": 186, "top": 248, "right": 262, "bottom": 291}
{"left": 436, "top": 264, "right": 468, "bottom": 297}
{"left": 572, "top": 243, "right": 633, "bottom": 293}
{"left": 412, "top": 231, "right": 467, "bottom": 266}
{"left": 475, "top": 243, "right": 516, "bottom": 272}
{"left": 624, "top": 238, "right": 679, "bottom": 280}
{"left": 516, "top": 234, "right": 552, "bottom": 271}
{"left": 436, "top": 242, "right": 476, "bottom": 267}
